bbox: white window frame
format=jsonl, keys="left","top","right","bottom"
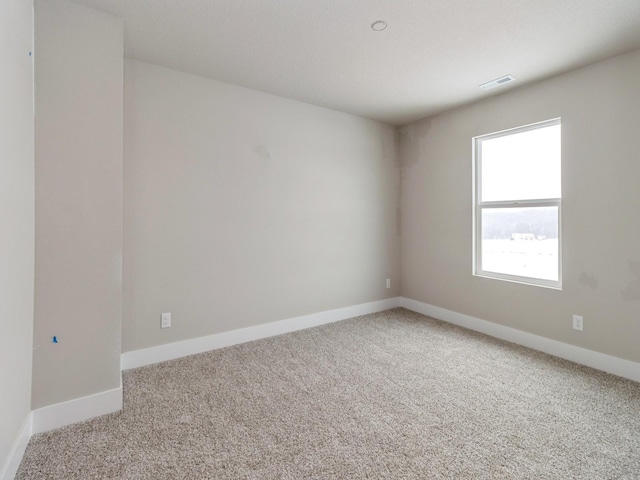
{"left": 473, "top": 118, "right": 562, "bottom": 289}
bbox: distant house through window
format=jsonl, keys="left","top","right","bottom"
{"left": 473, "top": 118, "right": 561, "bottom": 288}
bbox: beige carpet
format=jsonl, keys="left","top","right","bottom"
{"left": 17, "top": 308, "right": 640, "bottom": 479}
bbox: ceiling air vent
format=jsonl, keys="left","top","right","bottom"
{"left": 479, "top": 75, "right": 516, "bottom": 90}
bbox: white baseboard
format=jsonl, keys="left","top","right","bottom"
{"left": 31, "top": 380, "right": 123, "bottom": 435}
{"left": 122, "top": 297, "right": 401, "bottom": 370}
{"left": 400, "top": 297, "right": 640, "bottom": 383}
{"left": 1, "top": 413, "right": 32, "bottom": 480}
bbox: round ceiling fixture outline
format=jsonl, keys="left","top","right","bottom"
{"left": 371, "top": 20, "right": 387, "bottom": 32}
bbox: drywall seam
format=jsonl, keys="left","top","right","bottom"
{"left": 31, "top": 377, "right": 123, "bottom": 435}
{"left": 400, "top": 297, "right": 640, "bottom": 383}
{"left": 122, "top": 297, "right": 402, "bottom": 370}
{"left": 0, "top": 413, "right": 32, "bottom": 480}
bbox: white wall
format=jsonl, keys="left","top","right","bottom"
{"left": 123, "top": 60, "right": 400, "bottom": 352}
{"left": 0, "top": 0, "right": 35, "bottom": 474}
{"left": 33, "top": 0, "right": 123, "bottom": 408}
{"left": 400, "top": 49, "right": 640, "bottom": 363}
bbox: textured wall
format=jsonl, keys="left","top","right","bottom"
{"left": 123, "top": 59, "right": 400, "bottom": 352}
{"left": 0, "top": 0, "right": 34, "bottom": 472}
{"left": 33, "top": 0, "right": 123, "bottom": 408}
{"left": 400, "top": 49, "right": 640, "bottom": 362}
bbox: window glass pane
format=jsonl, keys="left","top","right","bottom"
{"left": 481, "top": 206, "right": 558, "bottom": 281}
{"left": 481, "top": 124, "right": 560, "bottom": 202}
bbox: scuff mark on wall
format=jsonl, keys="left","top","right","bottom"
{"left": 620, "top": 260, "right": 640, "bottom": 301}
{"left": 254, "top": 145, "right": 272, "bottom": 160}
{"left": 578, "top": 272, "right": 599, "bottom": 289}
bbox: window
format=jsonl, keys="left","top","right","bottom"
{"left": 473, "top": 118, "right": 561, "bottom": 288}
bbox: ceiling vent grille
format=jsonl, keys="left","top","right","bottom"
{"left": 479, "top": 75, "right": 516, "bottom": 90}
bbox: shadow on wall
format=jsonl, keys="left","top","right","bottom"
{"left": 621, "top": 260, "right": 640, "bottom": 301}
{"left": 578, "top": 272, "right": 599, "bottom": 289}
{"left": 397, "top": 119, "right": 432, "bottom": 170}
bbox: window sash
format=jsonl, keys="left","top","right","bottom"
{"left": 475, "top": 118, "right": 561, "bottom": 203}
{"left": 474, "top": 200, "right": 561, "bottom": 289}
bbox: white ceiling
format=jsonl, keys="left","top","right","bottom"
{"left": 70, "top": 0, "right": 640, "bottom": 125}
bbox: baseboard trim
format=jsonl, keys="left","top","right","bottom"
{"left": 399, "top": 297, "right": 640, "bottom": 383}
{"left": 122, "top": 297, "right": 401, "bottom": 370}
{"left": 31, "top": 380, "right": 123, "bottom": 435}
{"left": 1, "top": 413, "right": 32, "bottom": 480}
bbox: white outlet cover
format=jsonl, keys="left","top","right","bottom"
{"left": 572, "top": 314, "right": 583, "bottom": 331}
{"left": 161, "top": 312, "right": 171, "bottom": 328}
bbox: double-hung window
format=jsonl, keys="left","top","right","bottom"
{"left": 473, "top": 118, "right": 561, "bottom": 288}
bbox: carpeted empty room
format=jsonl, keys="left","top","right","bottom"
{"left": 5, "top": 1, "right": 640, "bottom": 479}
{"left": 17, "top": 309, "right": 640, "bottom": 479}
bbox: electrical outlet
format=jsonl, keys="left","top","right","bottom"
{"left": 161, "top": 312, "right": 171, "bottom": 329}
{"left": 386, "top": 278, "right": 391, "bottom": 289}
{"left": 572, "top": 314, "right": 583, "bottom": 331}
